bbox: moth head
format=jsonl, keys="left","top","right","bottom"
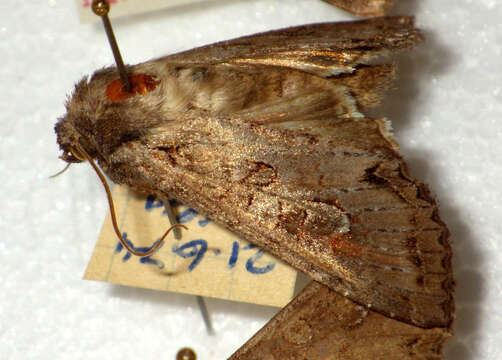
{"left": 55, "top": 68, "right": 163, "bottom": 165}
{"left": 54, "top": 73, "right": 185, "bottom": 258}
{"left": 55, "top": 77, "right": 99, "bottom": 164}
{"left": 54, "top": 118, "right": 91, "bottom": 163}
{"left": 55, "top": 71, "right": 116, "bottom": 164}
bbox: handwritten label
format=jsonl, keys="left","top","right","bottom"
{"left": 84, "top": 185, "right": 297, "bottom": 307}
{"left": 76, "top": 0, "right": 215, "bottom": 23}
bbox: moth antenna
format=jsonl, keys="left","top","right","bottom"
{"left": 92, "top": 0, "right": 132, "bottom": 93}
{"left": 49, "top": 163, "right": 72, "bottom": 178}
{"left": 72, "top": 143, "right": 187, "bottom": 257}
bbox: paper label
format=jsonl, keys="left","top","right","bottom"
{"left": 84, "top": 185, "right": 297, "bottom": 307}
{"left": 77, "top": 0, "right": 214, "bottom": 23}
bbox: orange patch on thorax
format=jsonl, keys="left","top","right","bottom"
{"left": 106, "top": 74, "right": 159, "bottom": 102}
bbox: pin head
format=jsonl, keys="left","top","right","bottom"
{"left": 176, "top": 348, "right": 196, "bottom": 360}
{"left": 92, "top": 0, "right": 110, "bottom": 17}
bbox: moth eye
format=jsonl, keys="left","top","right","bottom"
{"left": 67, "top": 147, "right": 86, "bottom": 162}
{"left": 68, "top": 152, "right": 81, "bottom": 162}
{"left": 176, "top": 347, "right": 196, "bottom": 360}
{"left": 59, "top": 150, "right": 82, "bottom": 164}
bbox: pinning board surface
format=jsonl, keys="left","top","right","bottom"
{"left": 76, "top": 0, "right": 216, "bottom": 23}
{"left": 84, "top": 185, "right": 298, "bottom": 307}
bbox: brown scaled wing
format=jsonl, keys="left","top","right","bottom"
{"left": 230, "top": 281, "right": 450, "bottom": 360}
{"left": 100, "top": 17, "right": 453, "bottom": 330}
{"left": 58, "top": 17, "right": 454, "bottom": 355}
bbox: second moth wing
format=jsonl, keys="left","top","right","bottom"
{"left": 230, "top": 281, "right": 450, "bottom": 360}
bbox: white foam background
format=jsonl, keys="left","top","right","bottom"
{"left": 1, "top": 0, "right": 501, "bottom": 359}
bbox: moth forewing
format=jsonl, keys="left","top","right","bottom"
{"left": 55, "top": 16, "right": 453, "bottom": 336}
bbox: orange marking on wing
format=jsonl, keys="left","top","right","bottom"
{"left": 106, "top": 74, "right": 160, "bottom": 102}
{"left": 329, "top": 233, "right": 362, "bottom": 258}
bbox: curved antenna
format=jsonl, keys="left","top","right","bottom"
{"left": 49, "top": 163, "right": 72, "bottom": 178}
{"left": 72, "top": 142, "right": 187, "bottom": 257}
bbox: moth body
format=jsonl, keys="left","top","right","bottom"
{"left": 55, "top": 18, "right": 454, "bottom": 338}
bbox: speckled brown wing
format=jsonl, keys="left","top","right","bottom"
{"left": 105, "top": 92, "right": 453, "bottom": 329}
{"left": 56, "top": 17, "right": 453, "bottom": 332}
{"left": 162, "top": 16, "right": 421, "bottom": 77}
{"left": 322, "top": 0, "right": 395, "bottom": 17}
{"left": 229, "top": 281, "right": 450, "bottom": 360}
{"left": 57, "top": 17, "right": 421, "bottom": 159}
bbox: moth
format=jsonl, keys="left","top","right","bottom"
{"left": 55, "top": 16, "right": 454, "bottom": 358}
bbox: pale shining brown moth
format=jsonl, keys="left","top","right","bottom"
{"left": 55, "top": 12, "right": 454, "bottom": 360}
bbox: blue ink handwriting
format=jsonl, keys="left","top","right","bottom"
{"left": 172, "top": 239, "right": 208, "bottom": 271}
{"left": 114, "top": 232, "right": 165, "bottom": 269}
{"left": 228, "top": 241, "right": 275, "bottom": 274}
{"left": 115, "top": 234, "right": 275, "bottom": 274}
{"left": 144, "top": 195, "right": 210, "bottom": 227}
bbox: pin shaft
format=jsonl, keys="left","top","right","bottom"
{"left": 163, "top": 199, "right": 214, "bottom": 335}
{"left": 92, "top": 0, "right": 131, "bottom": 92}
{"left": 100, "top": 15, "right": 131, "bottom": 92}
{"left": 163, "top": 199, "right": 183, "bottom": 240}
{"left": 196, "top": 296, "right": 214, "bottom": 335}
